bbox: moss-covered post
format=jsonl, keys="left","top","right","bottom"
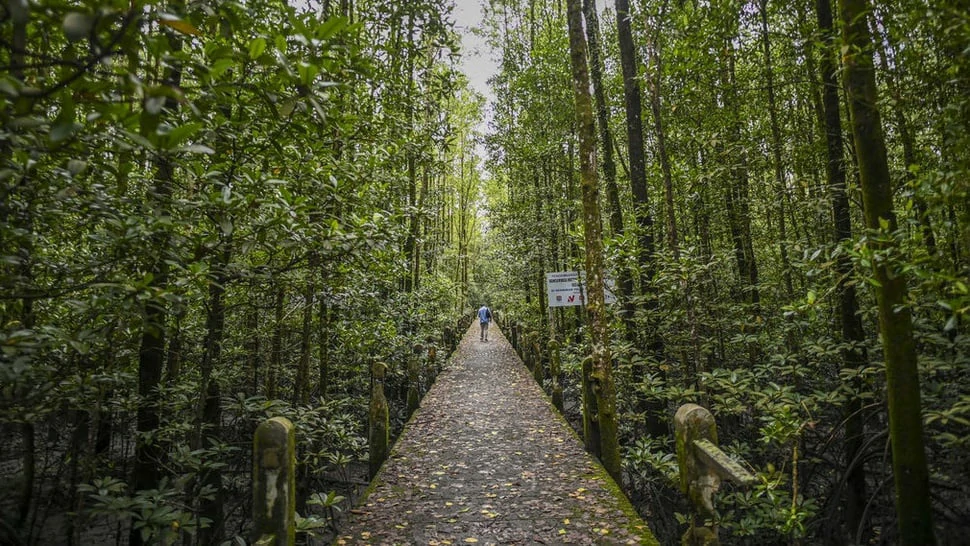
{"left": 511, "top": 323, "right": 518, "bottom": 353}
{"left": 532, "top": 336, "right": 544, "bottom": 385}
{"left": 369, "top": 361, "right": 389, "bottom": 479}
{"left": 581, "top": 356, "right": 600, "bottom": 455}
{"left": 443, "top": 326, "right": 453, "bottom": 354}
{"left": 252, "top": 417, "right": 296, "bottom": 546}
{"left": 525, "top": 331, "right": 537, "bottom": 372}
{"left": 675, "top": 404, "right": 720, "bottom": 546}
{"left": 549, "top": 339, "right": 564, "bottom": 412}
{"left": 427, "top": 344, "right": 438, "bottom": 389}
{"left": 407, "top": 344, "right": 422, "bottom": 418}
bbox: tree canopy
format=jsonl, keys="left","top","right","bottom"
{"left": 2, "top": 0, "right": 969, "bottom": 544}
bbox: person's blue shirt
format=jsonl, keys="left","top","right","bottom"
{"left": 478, "top": 306, "right": 490, "bottom": 323}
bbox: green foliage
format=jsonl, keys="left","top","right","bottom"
{"left": 2, "top": 0, "right": 481, "bottom": 542}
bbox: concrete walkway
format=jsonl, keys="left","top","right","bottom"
{"left": 334, "top": 323, "right": 658, "bottom": 545}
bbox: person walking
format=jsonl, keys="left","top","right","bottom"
{"left": 478, "top": 304, "right": 492, "bottom": 341}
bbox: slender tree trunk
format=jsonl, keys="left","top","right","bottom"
{"left": 720, "top": 41, "right": 761, "bottom": 310}
{"left": 404, "top": 153, "right": 418, "bottom": 292}
{"left": 582, "top": 0, "right": 624, "bottom": 240}
{"left": 566, "top": 0, "right": 621, "bottom": 482}
{"left": 130, "top": 14, "right": 182, "bottom": 540}
{"left": 614, "top": 0, "right": 657, "bottom": 294}
{"left": 872, "top": 19, "right": 937, "bottom": 255}
{"left": 759, "top": 0, "right": 794, "bottom": 297}
{"left": 246, "top": 290, "right": 261, "bottom": 395}
{"left": 318, "top": 294, "right": 331, "bottom": 400}
{"left": 268, "top": 286, "right": 285, "bottom": 399}
{"left": 643, "top": 4, "right": 679, "bottom": 259}
{"left": 839, "top": 0, "right": 935, "bottom": 542}
{"left": 196, "top": 241, "right": 229, "bottom": 545}
{"left": 165, "top": 309, "right": 185, "bottom": 382}
{"left": 816, "top": 0, "right": 869, "bottom": 539}
{"left": 615, "top": 0, "right": 668, "bottom": 438}
{"left": 582, "top": 0, "right": 637, "bottom": 338}
{"left": 296, "top": 267, "right": 315, "bottom": 406}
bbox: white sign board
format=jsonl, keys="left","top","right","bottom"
{"left": 545, "top": 271, "right": 617, "bottom": 308}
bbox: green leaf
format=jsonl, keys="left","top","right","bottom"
{"left": 160, "top": 14, "right": 202, "bottom": 36}
{"left": 67, "top": 159, "right": 87, "bottom": 175}
{"left": 180, "top": 144, "right": 215, "bottom": 154}
{"left": 317, "top": 16, "right": 347, "bottom": 41}
{"left": 249, "top": 37, "right": 267, "bottom": 60}
{"left": 0, "top": 77, "right": 19, "bottom": 97}
{"left": 63, "top": 12, "right": 93, "bottom": 42}
{"left": 165, "top": 122, "right": 203, "bottom": 147}
{"left": 50, "top": 120, "right": 80, "bottom": 143}
{"left": 209, "top": 58, "right": 234, "bottom": 79}
{"left": 219, "top": 217, "right": 233, "bottom": 236}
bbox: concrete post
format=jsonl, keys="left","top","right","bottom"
{"left": 532, "top": 336, "right": 544, "bottom": 385}
{"left": 674, "top": 404, "right": 756, "bottom": 546}
{"left": 369, "top": 361, "right": 389, "bottom": 479}
{"left": 252, "top": 417, "right": 296, "bottom": 546}
{"left": 548, "top": 339, "right": 563, "bottom": 412}
{"left": 407, "top": 344, "right": 422, "bottom": 417}
{"left": 427, "top": 344, "right": 438, "bottom": 388}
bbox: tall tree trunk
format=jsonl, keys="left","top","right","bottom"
{"left": 615, "top": 0, "right": 668, "bottom": 438}
{"left": 816, "top": 0, "right": 869, "bottom": 539}
{"left": 404, "top": 153, "right": 418, "bottom": 292}
{"left": 318, "top": 293, "right": 331, "bottom": 400}
{"left": 566, "top": 0, "right": 621, "bottom": 482}
{"left": 130, "top": 11, "right": 182, "bottom": 542}
{"left": 267, "top": 286, "right": 285, "bottom": 399}
{"left": 839, "top": 0, "right": 935, "bottom": 542}
{"left": 246, "top": 290, "right": 261, "bottom": 395}
{"left": 582, "top": 0, "right": 622, "bottom": 238}
{"left": 582, "top": 0, "right": 636, "bottom": 335}
{"left": 871, "top": 17, "right": 937, "bottom": 255}
{"left": 614, "top": 0, "right": 657, "bottom": 294}
{"left": 296, "top": 267, "right": 315, "bottom": 406}
{"left": 759, "top": 0, "right": 794, "bottom": 297}
{"left": 644, "top": 4, "right": 679, "bottom": 259}
{"left": 196, "top": 241, "right": 229, "bottom": 545}
{"left": 720, "top": 41, "right": 761, "bottom": 310}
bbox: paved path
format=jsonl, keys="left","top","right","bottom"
{"left": 335, "top": 323, "right": 657, "bottom": 545}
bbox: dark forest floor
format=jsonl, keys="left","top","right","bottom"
{"left": 333, "top": 323, "right": 658, "bottom": 545}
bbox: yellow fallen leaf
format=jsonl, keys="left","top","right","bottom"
{"left": 464, "top": 539, "right": 479, "bottom": 544}
{"left": 563, "top": 518, "right": 570, "bottom": 525}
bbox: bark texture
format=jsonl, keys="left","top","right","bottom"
{"left": 566, "top": 0, "right": 621, "bottom": 481}
{"left": 839, "top": 0, "right": 935, "bottom": 542}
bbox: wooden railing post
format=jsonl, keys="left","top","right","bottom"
{"left": 548, "top": 339, "right": 563, "bottom": 412}
{"left": 369, "top": 361, "right": 389, "bottom": 479}
{"left": 675, "top": 404, "right": 756, "bottom": 546}
{"left": 252, "top": 417, "right": 296, "bottom": 546}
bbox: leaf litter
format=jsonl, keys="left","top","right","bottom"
{"left": 334, "top": 324, "right": 658, "bottom": 545}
